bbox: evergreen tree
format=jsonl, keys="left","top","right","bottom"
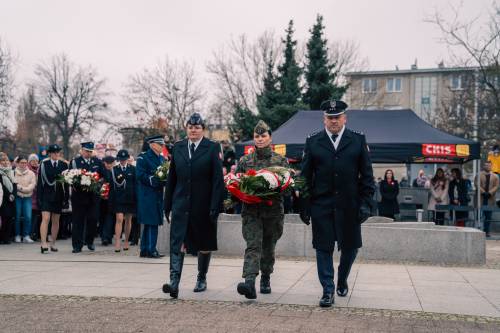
{"left": 229, "top": 104, "right": 259, "bottom": 142}
{"left": 278, "top": 20, "right": 302, "bottom": 105}
{"left": 256, "top": 57, "right": 281, "bottom": 129}
{"left": 257, "top": 21, "right": 306, "bottom": 130}
{"left": 303, "top": 14, "right": 347, "bottom": 109}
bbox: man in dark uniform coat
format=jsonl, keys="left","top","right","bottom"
{"left": 38, "top": 144, "right": 69, "bottom": 253}
{"left": 136, "top": 135, "right": 167, "bottom": 258}
{"left": 300, "top": 100, "right": 375, "bottom": 307}
{"left": 70, "top": 141, "right": 105, "bottom": 253}
{"left": 163, "top": 113, "right": 224, "bottom": 299}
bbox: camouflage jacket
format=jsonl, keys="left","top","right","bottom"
{"left": 236, "top": 146, "right": 289, "bottom": 216}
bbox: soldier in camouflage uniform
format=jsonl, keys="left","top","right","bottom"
{"left": 236, "top": 120, "right": 289, "bottom": 299}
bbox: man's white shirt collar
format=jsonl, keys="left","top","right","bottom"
{"left": 325, "top": 125, "right": 345, "bottom": 150}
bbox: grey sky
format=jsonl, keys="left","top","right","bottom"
{"left": 0, "top": 0, "right": 490, "bottom": 132}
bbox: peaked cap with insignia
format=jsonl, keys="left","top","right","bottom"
{"left": 320, "top": 99, "right": 348, "bottom": 116}
{"left": 254, "top": 120, "right": 271, "bottom": 135}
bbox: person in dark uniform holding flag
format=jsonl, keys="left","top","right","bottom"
{"left": 162, "top": 113, "right": 224, "bottom": 299}
{"left": 300, "top": 100, "right": 375, "bottom": 307}
{"left": 37, "top": 144, "right": 68, "bottom": 253}
{"left": 109, "top": 149, "right": 137, "bottom": 252}
{"left": 70, "top": 141, "right": 105, "bottom": 253}
{"left": 136, "top": 135, "right": 167, "bottom": 258}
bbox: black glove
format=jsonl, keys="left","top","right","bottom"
{"left": 299, "top": 211, "right": 311, "bottom": 225}
{"left": 358, "top": 198, "right": 374, "bottom": 224}
{"left": 209, "top": 210, "right": 219, "bottom": 225}
{"left": 164, "top": 210, "right": 171, "bottom": 224}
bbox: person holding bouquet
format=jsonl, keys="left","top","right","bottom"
{"left": 136, "top": 135, "right": 168, "bottom": 258}
{"left": 109, "top": 149, "right": 136, "bottom": 252}
{"left": 37, "top": 144, "right": 68, "bottom": 253}
{"left": 69, "top": 141, "right": 105, "bottom": 253}
{"left": 162, "top": 113, "right": 224, "bottom": 298}
{"left": 234, "top": 120, "right": 289, "bottom": 300}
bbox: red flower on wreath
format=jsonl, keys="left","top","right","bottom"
{"left": 246, "top": 169, "right": 257, "bottom": 176}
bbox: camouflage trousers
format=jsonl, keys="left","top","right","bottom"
{"left": 242, "top": 213, "right": 284, "bottom": 279}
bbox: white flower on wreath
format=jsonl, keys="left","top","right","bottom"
{"left": 256, "top": 170, "right": 279, "bottom": 189}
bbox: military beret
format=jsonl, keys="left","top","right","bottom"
{"left": 47, "top": 144, "right": 62, "bottom": 153}
{"left": 81, "top": 141, "right": 95, "bottom": 151}
{"left": 146, "top": 134, "right": 166, "bottom": 145}
{"left": 186, "top": 112, "right": 205, "bottom": 127}
{"left": 321, "top": 100, "right": 348, "bottom": 116}
{"left": 116, "top": 149, "right": 130, "bottom": 161}
{"left": 254, "top": 120, "right": 272, "bottom": 135}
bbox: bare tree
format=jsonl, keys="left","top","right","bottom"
{"left": 33, "top": 54, "right": 109, "bottom": 157}
{"left": 207, "top": 30, "right": 281, "bottom": 114}
{"left": 328, "top": 39, "right": 369, "bottom": 86}
{"left": 426, "top": 2, "right": 500, "bottom": 151}
{"left": 0, "top": 38, "right": 15, "bottom": 132}
{"left": 124, "top": 57, "right": 204, "bottom": 140}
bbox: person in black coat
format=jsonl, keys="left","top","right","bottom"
{"left": 300, "top": 100, "right": 375, "bottom": 308}
{"left": 69, "top": 141, "right": 105, "bottom": 253}
{"left": 109, "top": 149, "right": 137, "bottom": 252}
{"left": 37, "top": 144, "right": 68, "bottom": 253}
{"left": 162, "top": 113, "right": 224, "bottom": 299}
{"left": 448, "top": 168, "right": 469, "bottom": 225}
{"left": 0, "top": 152, "right": 17, "bottom": 244}
{"left": 378, "top": 169, "right": 400, "bottom": 219}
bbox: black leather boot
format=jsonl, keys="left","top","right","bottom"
{"left": 193, "top": 252, "right": 211, "bottom": 292}
{"left": 162, "top": 252, "right": 185, "bottom": 298}
{"left": 237, "top": 278, "right": 257, "bottom": 299}
{"left": 260, "top": 275, "right": 271, "bottom": 294}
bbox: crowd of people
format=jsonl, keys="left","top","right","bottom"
{"left": 376, "top": 157, "right": 500, "bottom": 237}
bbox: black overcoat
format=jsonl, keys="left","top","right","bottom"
{"left": 37, "top": 159, "right": 68, "bottom": 213}
{"left": 164, "top": 137, "right": 224, "bottom": 254}
{"left": 109, "top": 164, "right": 136, "bottom": 212}
{"left": 378, "top": 180, "right": 400, "bottom": 217}
{"left": 301, "top": 128, "right": 375, "bottom": 251}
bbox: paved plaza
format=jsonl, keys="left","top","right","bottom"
{"left": 1, "top": 240, "right": 500, "bottom": 332}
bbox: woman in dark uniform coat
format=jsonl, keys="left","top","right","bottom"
{"left": 109, "top": 149, "right": 136, "bottom": 252}
{"left": 448, "top": 168, "right": 469, "bottom": 225}
{"left": 37, "top": 144, "right": 68, "bottom": 253}
{"left": 378, "top": 169, "right": 400, "bottom": 219}
{"left": 163, "top": 113, "right": 224, "bottom": 298}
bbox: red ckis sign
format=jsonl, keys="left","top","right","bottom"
{"left": 422, "top": 144, "right": 456, "bottom": 157}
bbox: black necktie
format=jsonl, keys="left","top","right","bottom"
{"left": 53, "top": 161, "right": 57, "bottom": 168}
{"left": 190, "top": 143, "right": 195, "bottom": 158}
{"left": 331, "top": 134, "right": 338, "bottom": 142}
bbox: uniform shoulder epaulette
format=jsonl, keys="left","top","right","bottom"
{"left": 349, "top": 128, "right": 365, "bottom": 136}
{"left": 307, "top": 130, "right": 322, "bottom": 138}
{"left": 42, "top": 157, "right": 50, "bottom": 162}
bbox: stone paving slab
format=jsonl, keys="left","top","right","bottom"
{"left": 1, "top": 240, "right": 500, "bottom": 319}
{"left": 1, "top": 294, "right": 500, "bottom": 333}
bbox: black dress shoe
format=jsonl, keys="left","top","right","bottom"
{"left": 87, "top": 244, "right": 95, "bottom": 251}
{"left": 101, "top": 240, "right": 110, "bottom": 246}
{"left": 319, "top": 292, "right": 334, "bottom": 307}
{"left": 237, "top": 279, "right": 257, "bottom": 299}
{"left": 148, "top": 251, "right": 164, "bottom": 259}
{"left": 336, "top": 283, "right": 349, "bottom": 297}
{"left": 260, "top": 275, "right": 271, "bottom": 294}
{"left": 140, "top": 251, "right": 149, "bottom": 258}
{"left": 72, "top": 248, "right": 82, "bottom": 254}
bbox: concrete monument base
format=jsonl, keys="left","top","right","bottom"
{"left": 157, "top": 213, "right": 485, "bottom": 265}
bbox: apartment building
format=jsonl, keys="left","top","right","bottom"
{"left": 344, "top": 64, "right": 478, "bottom": 126}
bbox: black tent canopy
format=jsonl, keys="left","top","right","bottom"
{"left": 235, "top": 109, "right": 480, "bottom": 163}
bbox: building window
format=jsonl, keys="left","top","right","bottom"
{"left": 362, "top": 78, "right": 377, "bottom": 93}
{"left": 449, "top": 104, "right": 465, "bottom": 118}
{"left": 386, "top": 78, "right": 402, "bottom": 92}
{"left": 450, "top": 75, "right": 464, "bottom": 90}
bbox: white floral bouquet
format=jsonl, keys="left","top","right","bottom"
{"left": 154, "top": 161, "right": 170, "bottom": 181}
{"left": 58, "top": 169, "right": 102, "bottom": 194}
